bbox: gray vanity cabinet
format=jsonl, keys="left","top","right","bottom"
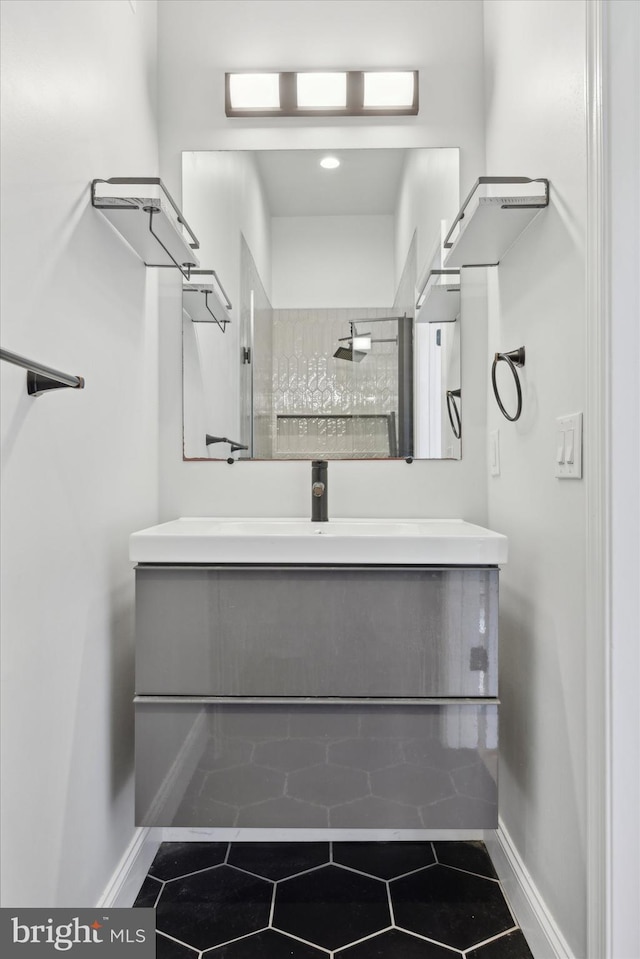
{"left": 134, "top": 564, "right": 499, "bottom": 829}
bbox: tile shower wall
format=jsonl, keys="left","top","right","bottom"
{"left": 272, "top": 307, "right": 399, "bottom": 458}
{"left": 271, "top": 235, "right": 418, "bottom": 460}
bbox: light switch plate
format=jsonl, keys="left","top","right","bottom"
{"left": 490, "top": 430, "right": 500, "bottom": 476}
{"left": 555, "top": 412, "right": 583, "bottom": 478}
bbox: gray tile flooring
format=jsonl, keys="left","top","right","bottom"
{"left": 133, "top": 841, "right": 534, "bottom": 958}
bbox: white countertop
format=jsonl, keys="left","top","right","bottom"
{"left": 130, "top": 517, "right": 508, "bottom": 565}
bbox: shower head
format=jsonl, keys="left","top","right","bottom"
{"left": 333, "top": 345, "right": 368, "bottom": 362}
{"left": 334, "top": 322, "right": 371, "bottom": 362}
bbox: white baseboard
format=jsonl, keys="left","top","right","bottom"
{"left": 484, "top": 821, "right": 574, "bottom": 959}
{"left": 97, "top": 827, "right": 163, "bottom": 908}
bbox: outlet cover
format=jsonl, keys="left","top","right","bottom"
{"left": 555, "top": 412, "right": 583, "bottom": 479}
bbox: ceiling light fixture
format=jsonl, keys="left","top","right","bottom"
{"left": 297, "top": 72, "right": 347, "bottom": 109}
{"left": 225, "top": 70, "right": 418, "bottom": 117}
{"left": 320, "top": 156, "right": 340, "bottom": 170}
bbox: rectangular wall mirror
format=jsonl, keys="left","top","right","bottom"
{"left": 182, "top": 148, "right": 461, "bottom": 461}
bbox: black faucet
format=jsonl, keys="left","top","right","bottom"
{"left": 311, "top": 460, "right": 328, "bottom": 522}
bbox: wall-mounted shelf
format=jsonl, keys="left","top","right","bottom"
{"left": 415, "top": 270, "right": 460, "bottom": 324}
{"left": 92, "top": 177, "right": 200, "bottom": 276}
{"left": 443, "top": 176, "right": 549, "bottom": 268}
{"left": 183, "top": 271, "right": 232, "bottom": 331}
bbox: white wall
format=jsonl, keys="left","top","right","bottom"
{"left": 395, "top": 147, "right": 460, "bottom": 284}
{"left": 0, "top": 0, "right": 159, "bottom": 906}
{"left": 271, "top": 215, "right": 394, "bottom": 308}
{"left": 483, "top": 2, "right": 589, "bottom": 955}
{"left": 607, "top": 2, "right": 640, "bottom": 956}
{"left": 157, "top": 0, "right": 488, "bottom": 521}
{"left": 182, "top": 151, "right": 272, "bottom": 455}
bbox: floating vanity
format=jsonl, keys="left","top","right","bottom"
{"left": 131, "top": 518, "right": 507, "bottom": 830}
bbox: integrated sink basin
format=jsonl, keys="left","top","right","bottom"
{"left": 129, "top": 517, "right": 508, "bottom": 565}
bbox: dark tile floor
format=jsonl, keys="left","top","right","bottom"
{"left": 134, "top": 841, "right": 534, "bottom": 958}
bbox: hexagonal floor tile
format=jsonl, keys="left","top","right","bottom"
{"left": 391, "top": 864, "right": 514, "bottom": 951}
{"left": 273, "top": 864, "right": 390, "bottom": 950}
{"left": 335, "top": 927, "right": 456, "bottom": 957}
{"left": 204, "top": 764, "right": 285, "bottom": 806}
{"left": 133, "top": 875, "right": 163, "bottom": 907}
{"left": 432, "top": 841, "right": 497, "bottom": 879}
{"left": 333, "top": 842, "right": 435, "bottom": 880}
{"left": 148, "top": 842, "right": 228, "bottom": 881}
{"left": 287, "top": 763, "right": 369, "bottom": 805}
{"left": 227, "top": 842, "right": 330, "bottom": 880}
{"left": 371, "top": 764, "right": 455, "bottom": 806}
{"left": 156, "top": 864, "right": 272, "bottom": 951}
{"left": 466, "top": 929, "right": 534, "bottom": 958}
{"left": 329, "top": 795, "right": 422, "bottom": 829}
{"left": 253, "top": 738, "right": 326, "bottom": 771}
{"left": 205, "top": 928, "right": 327, "bottom": 957}
{"left": 328, "top": 737, "right": 403, "bottom": 771}
{"left": 157, "top": 932, "right": 198, "bottom": 958}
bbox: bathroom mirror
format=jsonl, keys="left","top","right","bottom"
{"left": 182, "top": 148, "right": 461, "bottom": 460}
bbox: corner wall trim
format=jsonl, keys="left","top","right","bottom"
{"left": 484, "top": 822, "right": 574, "bottom": 959}
{"left": 97, "top": 827, "right": 162, "bottom": 908}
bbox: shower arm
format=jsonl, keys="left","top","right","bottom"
{"left": 337, "top": 335, "right": 397, "bottom": 344}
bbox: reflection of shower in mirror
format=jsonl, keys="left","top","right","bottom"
{"left": 181, "top": 148, "right": 462, "bottom": 460}
{"left": 333, "top": 316, "right": 401, "bottom": 363}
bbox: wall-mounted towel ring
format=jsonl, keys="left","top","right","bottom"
{"left": 446, "top": 388, "right": 462, "bottom": 439}
{"left": 492, "top": 347, "right": 525, "bottom": 421}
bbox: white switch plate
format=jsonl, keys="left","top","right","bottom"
{"left": 490, "top": 430, "right": 500, "bottom": 476}
{"left": 555, "top": 412, "right": 583, "bottom": 479}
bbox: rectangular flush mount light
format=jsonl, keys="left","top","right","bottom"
{"left": 225, "top": 70, "right": 418, "bottom": 117}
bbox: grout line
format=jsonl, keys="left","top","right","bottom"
{"left": 386, "top": 861, "right": 437, "bottom": 882}
{"left": 328, "top": 860, "right": 390, "bottom": 881}
{"left": 394, "top": 924, "right": 465, "bottom": 954}
{"left": 157, "top": 930, "right": 200, "bottom": 954}
{"left": 332, "top": 925, "right": 394, "bottom": 954}
{"left": 268, "top": 927, "right": 333, "bottom": 954}
{"left": 461, "top": 925, "right": 519, "bottom": 955}
{"left": 200, "top": 927, "right": 268, "bottom": 954}
{"left": 152, "top": 879, "right": 166, "bottom": 909}
{"left": 223, "top": 861, "right": 278, "bottom": 883}
{"left": 386, "top": 879, "right": 395, "bottom": 927}
{"left": 159, "top": 862, "right": 226, "bottom": 884}
{"left": 437, "top": 861, "right": 500, "bottom": 883}
{"left": 268, "top": 880, "right": 276, "bottom": 927}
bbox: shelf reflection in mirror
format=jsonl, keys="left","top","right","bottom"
{"left": 182, "top": 148, "right": 462, "bottom": 460}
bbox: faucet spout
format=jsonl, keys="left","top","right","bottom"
{"left": 311, "top": 460, "right": 328, "bottom": 522}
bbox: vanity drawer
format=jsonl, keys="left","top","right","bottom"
{"left": 135, "top": 699, "right": 498, "bottom": 829}
{"left": 135, "top": 565, "right": 498, "bottom": 698}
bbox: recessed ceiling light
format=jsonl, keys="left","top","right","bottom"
{"left": 320, "top": 156, "right": 340, "bottom": 170}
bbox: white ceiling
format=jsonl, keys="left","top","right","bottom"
{"left": 254, "top": 149, "right": 409, "bottom": 217}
